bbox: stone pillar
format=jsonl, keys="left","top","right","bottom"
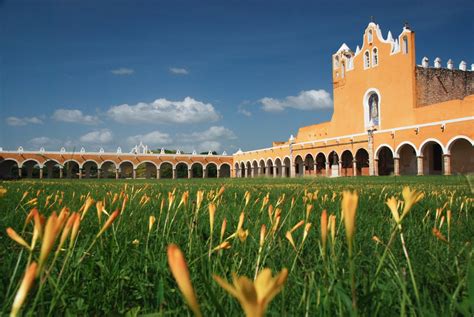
{"left": 443, "top": 154, "right": 451, "bottom": 176}
{"left": 257, "top": 167, "right": 262, "bottom": 176}
{"left": 265, "top": 166, "right": 270, "bottom": 177}
{"left": 325, "top": 162, "right": 330, "bottom": 177}
{"left": 39, "top": 168, "right": 43, "bottom": 179}
{"left": 97, "top": 169, "right": 101, "bottom": 179}
{"left": 338, "top": 162, "right": 342, "bottom": 177}
{"left": 188, "top": 169, "right": 192, "bottom": 179}
{"left": 282, "top": 166, "right": 287, "bottom": 177}
{"left": 374, "top": 159, "right": 379, "bottom": 176}
{"left": 417, "top": 156, "right": 424, "bottom": 176}
{"left": 173, "top": 168, "right": 177, "bottom": 179}
{"left": 217, "top": 168, "right": 220, "bottom": 178}
{"left": 368, "top": 130, "right": 375, "bottom": 176}
{"left": 132, "top": 169, "right": 137, "bottom": 179}
{"left": 18, "top": 167, "right": 22, "bottom": 178}
{"left": 78, "top": 168, "right": 83, "bottom": 179}
{"left": 156, "top": 168, "right": 160, "bottom": 179}
{"left": 251, "top": 167, "right": 255, "bottom": 178}
{"left": 394, "top": 158, "right": 400, "bottom": 176}
{"left": 115, "top": 169, "right": 119, "bottom": 179}
{"left": 273, "top": 166, "right": 277, "bottom": 177}
{"left": 352, "top": 159, "right": 357, "bottom": 177}
{"left": 203, "top": 168, "right": 206, "bottom": 178}
{"left": 59, "top": 167, "right": 63, "bottom": 179}
{"left": 289, "top": 161, "right": 295, "bottom": 178}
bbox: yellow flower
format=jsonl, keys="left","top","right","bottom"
{"left": 10, "top": 262, "right": 37, "bottom": 317}
{"left": 259, "top": 224, "right": 266, "bottom": 248}
{"left": 386, "top": 196, "right": 401, "bottom": 224}
{"left": 213, "top": 268, "right": 288, "bottom": 317}
{"left": 209, "top": 203, "right": 216, "bottom": 235}
{"left": 196, "top": 190, "right": 204, "bottom": 212}
{"left": 285, "top": 231, "right": 296, "bottom": 251}
{"left": 212, "top": 241, "right": 232, "bottom": 252}
{"left": 0, "top": 187, "right": 7, "bottom": 198}
{"left": 401, "top": 187, "right": 424, "bottom": 217}
{"left": 167, "top": 244, "right": 202, "bottom": 317}
{"left": 238, "top": 228, "right": 249, "bottom": 242}
{"left": 328, "top": 215, "right": 336, "bottom": 243}
{"left": 148, "top": 215, "right": 156, "bottom": 233}
{"left": 342, "top": 191, "right": 358, "bottom": 247}
{"left": 132, "top": 239, "right": 140, "bottom": 246}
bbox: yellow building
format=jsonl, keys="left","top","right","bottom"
{"left": 233, "top": 22, "right": 474, "bottom": 177}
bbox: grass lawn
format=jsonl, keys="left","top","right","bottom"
{"left": 1, "top": 175, "right": 473, "bottom": 316}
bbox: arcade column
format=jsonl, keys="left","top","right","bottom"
{"left": 443, "top": 154, "right": 451, "bottom": 176}
{"left": 417, "top": 156, "right": 424, "bottom": 176}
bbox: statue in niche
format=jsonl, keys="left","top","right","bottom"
{"left": 368, "top": 93, "right": 379, "bottom": 126}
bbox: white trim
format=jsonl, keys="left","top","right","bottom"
{"left": 446, "top": 135, "right": 474, "bottom": 153}
{"left": 134, "top": 160, "right": 159, "bottom": 169}
{"left": 395, "top": 141, "right": 419, "bottom": 157}
{"left": 419, "top": 138, "right": 447, "bottom": 155}
{"left": 218, "top": 162, "right": 232, "bottom": 169}
{"left": 0, "top": 158, "right": 21, "bottom": 166}
{"left": 81, "top": 159, "right": 101, "bottom": 169}
{"left": 98, "top": 160, "right": 118, "bottom": 169}
{"left": 62, "top": 159, "right": 81, "bottom": 168}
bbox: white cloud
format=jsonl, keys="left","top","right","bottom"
{"left": 52, "top": 109, "right": 101, "bottom": 125}
{"left": 6, "top": 116, "right": 43, "bottom": 126}
{"left": 260, "top": 89, "right": 333, "bottom": 112}
{"left": 107, "top": 97, "right": 219, "bottom": 124}
{"left": 111, "top": 67, "right": 135, "bottom": 75}
{"left": 28, "top": 136, "right": 61, "bottom": 148}
{"left": 126, "top": 130, "right": 173, "bottom": 147}
{"left": 169, "top": 67, "right": 189, "bottom": 75}
{"left": 176, "top": 126, "right": 237, "bottom": 152}
{"left": 79, "top": 129, "right": 113, "bottom": 144}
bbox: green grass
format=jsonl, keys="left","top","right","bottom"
{"left": 0, "top": 176, "right": 473, "bottom": 316}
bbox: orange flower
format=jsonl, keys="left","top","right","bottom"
{"left": 38, "top": 212, "right": 60, "bottom": 273}
{"left": 6, "top": 228, "right": 31, "bottom": 250}
{"left": 328, "top": 215, "right": 336, "bottom": 243}
{"left": 290, "top": 220, "right": 305, "bottom": 233}
{"left": 212, "top": 241, "right": 232, "bottom": 252}
{"left": 259, "top": 224, "right": 267, "bottom": 248}
{"left": 10, "top": 262, "right": 37, "bottom": 317}
{"left": 302, "top": 223, "right": 311, "bottom": 244}
{"left": 320, "top": 209, "right": 328, "bottom": 254}
{"left": 96, "top": 209, "right": 120, "bottom": 238}
{"left": 80, "top": 197, "right": 95, "bottom": 220}
{"left": 432, "top": 227, "right": 448, "bottom": 244}
{"left": 69, "top": 213, "right": 81, "bottom": 249}
{"left": 167, "top": 244, "right": 202, "bottom": 317}
{"left": 285, "top": 231, "right": 296, "bottom": 251}
{"left": 220, "top": 218, "right": 227, "bottom": 242}
{"left": 148, "top": 215, "right": 156, "bottom": 233}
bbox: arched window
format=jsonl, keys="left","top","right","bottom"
{"left": 372, "top": 48, "right": 378, "bottom": 66}
{"left": 368, "top": 30, "right": 373, "bottom": 43}
{"left": 364, "top": 51, "right": 370, "bottom": 69}
{"left": 403, "top": 36, "right": 408, "bottom": 54}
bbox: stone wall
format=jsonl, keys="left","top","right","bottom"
{"left": 415, "top": 66, "right": 474, "bottom": 107}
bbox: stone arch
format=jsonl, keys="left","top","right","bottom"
{"left": 447, "top": 135, "right": 473, "bottom": 154}
{"left": 219, "top": 163, "right": 231, "bottom": 178}
{"left": 259, "top": 159, "right": 266, "bottom": 176}
{"left": 240, "top": 161, "right": 246, "bottom": 178}
{"left": 190, "top": 162, "right": 204, "bottom": 178}
{"left": 420, "top": 139, "right": 444, "bottom": 175}
{"left": 136, "top": 161, "right": 158, "bottom": 179}
{"left": 44, "top": 159, "right": 61, "bottom": 178}
{"left": 21, "top": 159, "right": 42, "bottom": 178}
{"left": 266, "top": 158, "right": 274, "bottom": 177}
{"left": 100, "top": 161, "right": 117, "bottom": 179}
{"left": 283, "top": 156, "right": 291, "bottom": 177}
{"left": 449, "top": 137, "right": 474, "bottom": 174}
{"left": 340, "top": 150, "right": 354, "bottom": 177}
{"left": 252, "top": 160, "right": 259, "bottom": 177}
{"left": 0, "top": 159, "right": 20, "bottom": 179}
{"left": 176, "top": 162, "right": 189, "bottom": 179}
{"left": 294, "top": 155, "right": 304, "bottom": 177}
{"left": 159, "top": 162, "right": 174, "bottom": 179}
{"left": 397, "top": 143, "right": 417, "bottom": 175}
{"left": 355, "top": 148, "right": 369, "bottom": 176}
{"left": 376, "top": 146, "right": 394, "bottom": 176}
{"left": 234, "top": 162, "right": 240, "bottom": 178}
{"left": 274, "top": 157, "right": 282, "bottom": 177}
{"left": 82, "top": 160, "right": 99, "bottom": 179}
{"left": 205, "top": 163, "right": 218, "bottom": 178}
{"left": 63, "top": 159, "right": 80, "bottom": 179}
{"left": 304, "top": 153, "right": 314, "bottom": 176}
{"left": 118, "top": 161, "right": 134, "bottom": 179}
{"left": 375, "top": 144, "right": 395, "bottom": 159}
{"left": 315, "top": 152, "right": 326, "bottom": 176}
{"left": 246, "top": 161, "right": 252, "bottom": 177}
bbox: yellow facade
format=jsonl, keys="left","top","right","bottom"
{"left": 233, "top": 22, "right": 474, "bottom": 177}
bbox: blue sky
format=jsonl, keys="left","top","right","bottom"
{"left": 1, "top": 0, "right": 473, "bottom": 153}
